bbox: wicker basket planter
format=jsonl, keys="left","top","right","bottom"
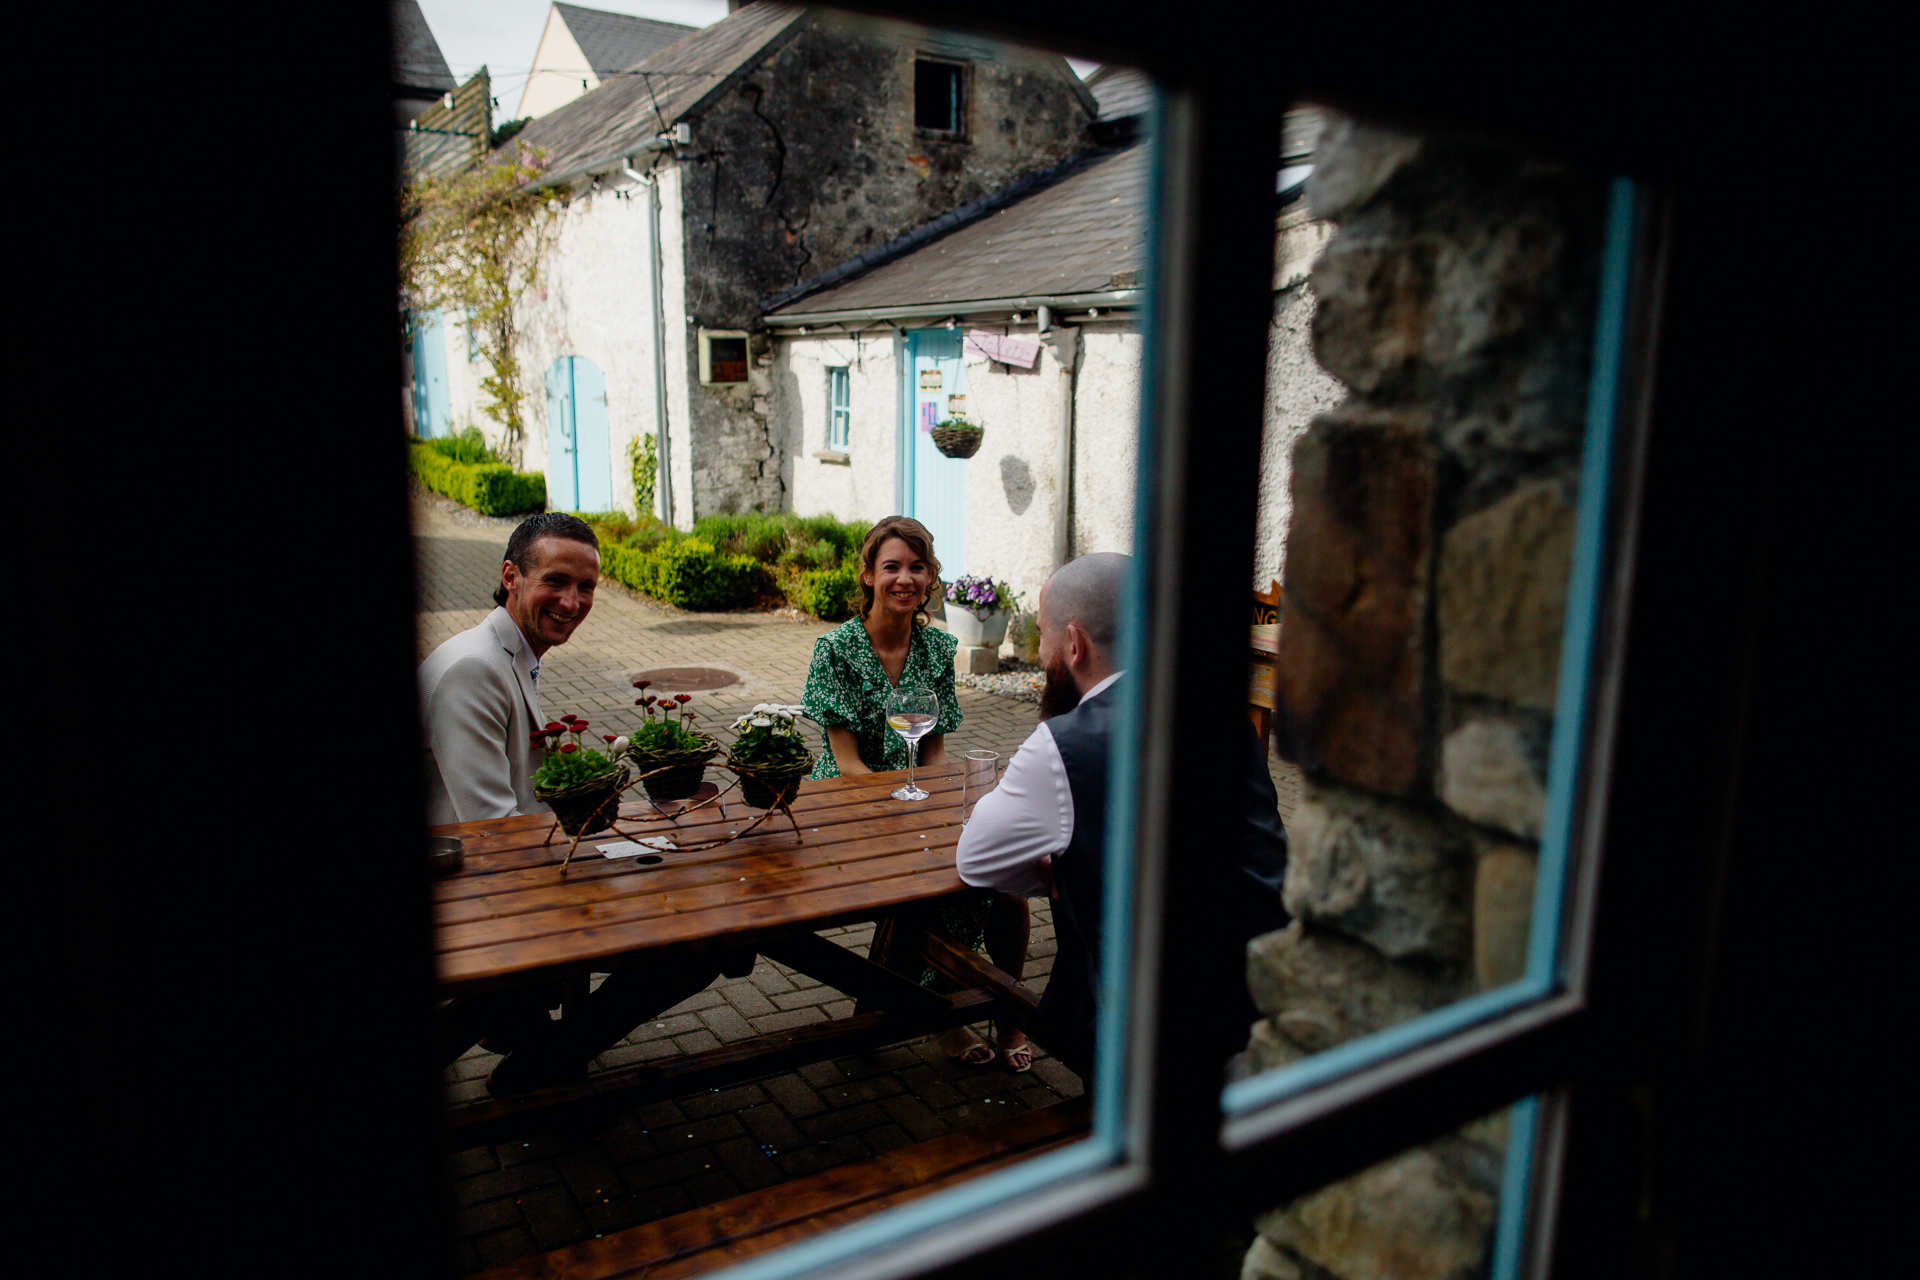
{"left": 535, "top": 764, "right": 631, "bottom": 838}
{"left": 930, "top": 425, "right": 984, "bottom": 459}
{"left": 627, "top": 734, "right": 720, "bottom": 802}
{"left": 731, "top": 757, "right": 813, "bottom": 810}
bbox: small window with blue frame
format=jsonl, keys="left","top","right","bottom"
{"left": 828, "top": 366, "right": 851, "bottom": 451}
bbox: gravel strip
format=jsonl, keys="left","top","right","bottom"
{"left": 958, "top": 660, "right": 1044, "bottom": 703}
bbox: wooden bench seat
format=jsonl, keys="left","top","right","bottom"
{"left": 474, "top": 1097, "right": 1093, "bottom": 1279}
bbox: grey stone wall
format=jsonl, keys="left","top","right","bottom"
{"left": 1244, "top": 115, "right": 1607, "bottom": 1280}
{"left": 677, "top": 19, "right": 1093, "bottom": 516}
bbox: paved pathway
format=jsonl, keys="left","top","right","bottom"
{"left": 415, "top": 498, "right": 1065, "bottom": 1273}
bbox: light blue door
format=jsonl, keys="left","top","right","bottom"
{"left": 907, "top": 331, "right": 967, "bottom": 577}
{"left": 545, "top": 358, "right": 577, "bottom": 510}
{"left": 412, "top": 309, "right": 451, "bottom": 437}
{"left": 570, "top": 357, "right": 613, "bottom": 512}
{"left": 544, "top": 355, "right": 613, "bottom": 512}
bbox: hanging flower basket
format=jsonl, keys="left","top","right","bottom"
{"left": 930, "top": 419, "right": 984, "bottom": 459}
{"left": 627, "top": 734, "right": 720, "bottom": 801}
{"left": 536, "top": 764, "right": 631, "bottom": 838}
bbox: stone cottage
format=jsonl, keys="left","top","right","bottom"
{"left": 762, "top": 96, "right": 1339, "bottom": 606}
{"left": 415, "top": 1, "right": 1096, "bottom": 524}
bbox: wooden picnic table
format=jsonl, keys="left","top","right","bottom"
{"left": 431, "top": 766, "right": 1039, "bottom": 1146}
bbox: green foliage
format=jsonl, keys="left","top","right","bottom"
{"left": 785, "top": 562, "right": 860, "bottom": 621}
{"left": 490, "top": 117, "right": 532, "bottom": 148}
{"left": 627, "top": 432, "right": 657, "bottom": 516}
{"left": 933, "top": 418, "right": 983, "bottom": 434}
{"left": 427, "top": 425, "right": 498, "bottom": 465}
{"left": 630, "top": 718, "right": 705, "bottom": 753}
{"left": 579, "top": 510, "right": 865, "bottom": 617}
{"left": 729, "top": 724, "right": 811, "bottom": 769}
{"left": 402, "top": 143, "right": 559, "bottom": 466}
{"left": 532, "top": 746, "right": 617, "bottom": 789}
{"left": 409, "top": 440, "right": 547, "bottom": 515}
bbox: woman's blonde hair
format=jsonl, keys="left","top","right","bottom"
{"left": 856, "top": 516, "right": 942, "bottom": 626}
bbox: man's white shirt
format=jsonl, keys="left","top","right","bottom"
{"left": 955, "top": 671, "right": 1124, "bottom": 899}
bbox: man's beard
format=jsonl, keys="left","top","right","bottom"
{"left": 1037, "top": 654, "right": 1082, "bottom": 721}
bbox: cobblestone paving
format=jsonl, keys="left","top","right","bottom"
{"left": 414, "top": 498, "right": 1068, "bottom": 1274}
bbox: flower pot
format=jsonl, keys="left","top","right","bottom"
{"left": 947, "top": 605, "right": 1009, "bottom": 649}
{"left": 626, "top": 734, "right": 719, "bottom": 802}
{"left": 734, "top": 758, "right": 811, "bottom": 809}
{"left": 536, "top": 766, "right": 630, "bottom": 838}
{"left": 930, "top": 426, "right": 983, "bottom": 459}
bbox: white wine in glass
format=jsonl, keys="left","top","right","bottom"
{"left": 884, "top": 686, "right": 938, "bottom": 802}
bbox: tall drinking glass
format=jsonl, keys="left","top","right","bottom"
{"left": 961, "top": 750, "right": 999, "bottom": 825}
{"left": 884, "top": 686, "right": 938, "bottom": 801}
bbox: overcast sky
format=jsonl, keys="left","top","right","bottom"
{"left": 414, "top": 0, "right": 1097, "bottom": 125}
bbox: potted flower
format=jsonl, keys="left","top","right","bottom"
{"left": 531, "top": 715, "right": 631, "bottom": 838}
{"left": 623, "top": 681, "right": 720, "bottom": 801}
{"left": 943, "top": 574, "right": 1024, "bottom": 648}
{"left": 724, "top": 704, "right": 815, "bottom": 810}
{"left": 929, "top": 417, "right": 984, "bottom": 459}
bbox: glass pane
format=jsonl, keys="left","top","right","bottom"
{"left": 1238, "top": 1099, "right": 1542, "bottom": 1280}
{"left": 1227, "top": 108, "right": 1632, "bottom": 1100}
{"left": 403, "top": 4, "right": 1150, "bottom": 1272}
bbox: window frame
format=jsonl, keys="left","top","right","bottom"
{"left": 912, "top": 55, "right": 968, "bottom": 139}
{"left": 674, "top": 59, "right": 1681, "bottom": 1280}
{"left": 827, "top": 365, "right": 852, "bottom": 452}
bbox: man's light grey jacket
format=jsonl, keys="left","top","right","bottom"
{"left": 419, "top": 607, "right": 548, "bottom": 825}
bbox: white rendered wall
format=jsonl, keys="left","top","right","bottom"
{"left": 779, "top": 331, "right": 901, "bottom": 529}
{"left": 517, "top": 7, "right": 598, "bottom": 121}
{"left": 957, "top": 330, "right": 1076, "bottom": 607}
{"left": 1068, "top": 325, "right": 1144, "bottom": 565}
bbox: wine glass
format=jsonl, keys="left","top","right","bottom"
{"left": 884, "top": 685, "right": 938, "bottom": 801}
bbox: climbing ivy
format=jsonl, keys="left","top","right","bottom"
{"left": 627, "top": 431, "right": 658, "bottom": 516}
{"left": 401, "top": 143, "right": 559, "bottom": 468}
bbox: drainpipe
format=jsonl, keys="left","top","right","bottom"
{"left": 1040, "top": 306, "right": 1080, "bottom": 570}
{"left": 624, "top": 158, "right": 674, "bottom": 526}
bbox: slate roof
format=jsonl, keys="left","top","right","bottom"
{"left": 513, "top": 2, "right": 803, "bottom": 178}
{"left": 391, "top": 0, "right": 456, "bottom": 93}
{"left": 766, "top": 143, "right": 1149, "bottom": 317}
{"left": 554, "top": 4, "right": 697, "bottom": 79}
{"left": 1085, "top": 65, "right": 1151, "bottom": 121}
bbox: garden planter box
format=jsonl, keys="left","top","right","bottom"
{"left": 948, "top": 607, "right": 1010, "bottom": 649}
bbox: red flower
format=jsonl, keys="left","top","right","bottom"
{"left": 559, "top": 742, "right": 577, "bottom": 754}
{"left": 634, "top": 697, "right": 645, "bottom": 705}
{"left": 674, "top": 693, "right": 692, "bottom": 704}
{"left": 529, "top": 731, "right": 547, "bottom": 744}
{"left": 637, "top": 679, "right": 652, "bottom": 689}
{"left": 544, "top": 721, "right": 563, "bottom": 733}
{"left": 571, "top": 719, "right": 589, "bottom": 730}
{"left": 560, "top": 714, "right": 580, "bottom": 724}
{"left": 602, "top": 734, "right": 616, "bottom": 743}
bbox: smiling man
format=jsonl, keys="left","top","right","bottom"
{"left": 418, "top": 512, "right": 600, "bottom": 825}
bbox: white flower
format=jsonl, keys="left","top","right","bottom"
{"left": 751, "top": 716, "right": 772, "bottom": 727}
{"left": 612, "top": 736, "right": 629, "bottom": 753}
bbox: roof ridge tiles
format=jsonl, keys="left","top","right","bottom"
{"left": 759, "top": 146, "right": 1123, "bottom": 316}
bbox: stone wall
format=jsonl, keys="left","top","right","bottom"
{"left": 1243, "top": 115, "right": 1607, "bottom": 1280}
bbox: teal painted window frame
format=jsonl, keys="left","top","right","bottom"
{"left": 828, "top": 366, "right": 851, "bottom": 451}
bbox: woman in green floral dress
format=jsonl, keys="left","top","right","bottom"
{"left": 802, "top": 516, "right": 1034, "bottom": 1071}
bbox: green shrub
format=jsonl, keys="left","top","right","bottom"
{"left": 784, "top": 561, "right": 859, "bottom": 621}
{"left": 409, "top": 441, "right": 546, "bottom": 515}
{"left": 427, "top": 425, "right": 498, "bottom": 465}
{"left": 599, "top": 536, "right": 764, "bottom": 610}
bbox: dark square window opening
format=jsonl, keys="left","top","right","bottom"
{"left": 708, "top": 336, "right": 748, "bottom": 383}
{"left": 914, "top": 58, "right": 965, "bottom": 135}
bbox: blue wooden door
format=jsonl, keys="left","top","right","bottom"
{"left": 908, "top": 331, "right": 967, "bottom": 577}
{"left": 545, "top": 358, "right": 577, "bottom": 510}
{"left": 412, "top": 309, "right": 451, "bottom": 437}
{"left": 570, "top": 357, "right": 613, "bottom": 512}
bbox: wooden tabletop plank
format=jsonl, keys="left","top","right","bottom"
{"left": 432, "top": 770, "right": 991, "bottom": 991}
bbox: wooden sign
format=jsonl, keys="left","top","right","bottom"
{"left": 919, "top": 369, "right": 942, "bottom": 390}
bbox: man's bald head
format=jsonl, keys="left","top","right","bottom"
{"left": 1040, "top": 552, "right": 1130, "bottom": 651}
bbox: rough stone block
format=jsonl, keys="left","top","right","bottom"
{"left": 1283, "top": 781, "right": 1473, "bottom": 962}
{"left": 1274, "top": 414, "right": 1436, "bottom": 796}
{"left": 1246, "top": 921, "right": 1468, "bottom": 1055}
{"left": 1438, "top": 481, "right": 1574, "bottom": 710}
{"left": 1240, "top": 1235, "right": 1305, "bottom": 1280}
{"left": 1439, "top": 716, "right": 1547, "bottom": 839}
{"left": 1473, "top": 845, "right": 1537, "bottom": 990}
{"left": 1305, "top": 116, "right": 1423, "bottom": 224}
{"left": 955, "top": 644, "right": 999, "bottom": 675}
{"left": 1254, "top": 1137, "right": 1498, "bottom": 1280}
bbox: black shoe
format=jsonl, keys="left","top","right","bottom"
{"left": 485, "top": 1046, "right": 588, "bottom": 1098}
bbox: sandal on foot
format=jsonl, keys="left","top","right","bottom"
{"left": 1000, "top": 1040, "right": 1034, "bottom": 1073}
{"left": 944, "top": 1037, "right": 996, "bottom": 1065}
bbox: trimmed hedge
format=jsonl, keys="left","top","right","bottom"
{"left": 784, "top": 563, "right": 859, "bottom": 620}
{"left": 600, "top": 537, "right": 764, "bottom": 611}
{"left": 408, "top": 440, "right": 546, "bottom": 516}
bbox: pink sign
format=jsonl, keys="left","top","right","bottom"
{"left": 965, "top": 330, "right": 1041, "bottom": 368}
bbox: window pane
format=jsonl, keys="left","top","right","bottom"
{"left": 1225, "top": 108, "right": 1631, "bottom": 1105}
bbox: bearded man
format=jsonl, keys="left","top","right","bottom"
{"left": 954, "top": 552, "right": 1291, "bottom": 1086}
